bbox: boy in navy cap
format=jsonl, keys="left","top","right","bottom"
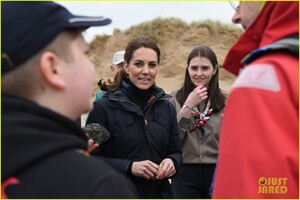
{"left": 1, "top": 2, "right": 137, "bottom": 198}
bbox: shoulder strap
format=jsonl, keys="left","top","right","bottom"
{"left": 242, "top": 35, "right": 299, "bottom": 65}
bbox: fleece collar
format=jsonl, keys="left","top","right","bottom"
{"left": 2, "top": 95, "right": 87, "bottom": 180}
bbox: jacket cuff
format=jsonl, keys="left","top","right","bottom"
{"left": 126, "top": 160, "right": 133, "bottom": 175}
{"left": 166, "top": 156, "right": 178, "bottom": 179}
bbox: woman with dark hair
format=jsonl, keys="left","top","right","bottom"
{"left": 170, "top": 45, "right": 227, "bottom": 198}
{"left": 86, "top": 35, "right": 182, "bottom": 198}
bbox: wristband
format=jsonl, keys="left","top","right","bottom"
{"left": 183, "top": 104, "right": 194, "bottom": 111}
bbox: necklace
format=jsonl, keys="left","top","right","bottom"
{"left": 191, "top": 101, "right": 213, "bottom": 136}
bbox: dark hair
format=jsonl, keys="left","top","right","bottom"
{"left": 97, "top": 79, "right": 111, "bottom": 91}
{"left": 108, "top": 35, "right": 161, "bottom": 91}
{"left": 176, "top": 45, "right": 226, "bottom": 112}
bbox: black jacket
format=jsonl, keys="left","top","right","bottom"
{"left": 87, "top": 81, "right": 183, "bottom": 198}
{"left": 1, "top": 95, "right": 137, "bottom": 198}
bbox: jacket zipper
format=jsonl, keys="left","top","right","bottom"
{"left": 144, "top": 98, "right": 168, "bottom": 125}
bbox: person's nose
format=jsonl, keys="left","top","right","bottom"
{"left": 196, "top": 68, "right": 203, "bottom": 76}
{"left": 232, "top": 11, "right": 241, "bottom": 24}
{"left": 142, "top": 65, "right": 150, "bottom": 74}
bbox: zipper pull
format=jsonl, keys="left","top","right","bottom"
{"left": 144, "top": 119, "right": 148, "bottom": 125}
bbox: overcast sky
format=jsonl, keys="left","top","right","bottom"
{"left": 57, "top": 1, "right": 238, "bottom": 42}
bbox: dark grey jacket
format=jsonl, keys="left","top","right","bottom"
{"left": 1, "top": 95, "right": 137, "bottom": 198}
{"left": 87, "top": 81, "right": 182, "bottom": 198}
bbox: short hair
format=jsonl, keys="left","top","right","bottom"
{"left": 1, "top": 29, "right": 81, "bottom": 98}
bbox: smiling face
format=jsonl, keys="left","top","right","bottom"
{"left": 188, "top": 56, "right": 216, "bottom": 87}
{"left": 124, "top": 47, "right": 158, "bottom": 90}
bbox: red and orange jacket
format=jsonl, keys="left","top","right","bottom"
{"left": 213, "top": 2, "right": 299, "bottom": 198}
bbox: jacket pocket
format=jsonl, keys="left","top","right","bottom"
{"left": 110, "top": 109, "right": 135, "bottom": 133}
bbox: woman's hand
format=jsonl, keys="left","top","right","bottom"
{"left": 156, "top": 158, "right": 176, "bottom": 180}
{"left": 185, "top": 85, "right": 208, "bottom": 108}
{"left": 131, "top": 160, "right": 159, "bottom": 180}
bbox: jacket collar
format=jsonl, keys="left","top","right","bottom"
{"left": 2, "top": 95, "right": 87, "bottom": 180}
{"left": 223, "top": 1, "right": 299, "bottom": 75}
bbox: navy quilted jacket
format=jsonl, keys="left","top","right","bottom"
{"left": 87, "top": 81, "right": 182, "bottom": 198}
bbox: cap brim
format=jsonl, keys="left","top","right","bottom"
{"left": 113, "top": 61, "right": 125, "bottom": 65}
{"left": 67, "top": 16, "right": 112, "bottom": 28}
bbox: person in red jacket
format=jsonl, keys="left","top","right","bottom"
{"left": 213, "top": 1, "right": 299, "bottom": 198}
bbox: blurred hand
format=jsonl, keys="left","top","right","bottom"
{"left": 131, "top": 160, "right": 159, "bottom": 180}
{"left": 156, "top": 158, "right": 175, "bottom": 180}
{"left": 185, "top": 85, "right": 208, "bottom": 108}
{"left": 87, "top": 138, "right": 99, "bottom": 153}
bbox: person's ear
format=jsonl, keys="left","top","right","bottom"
{"left": 124, "top": 63, "right": 129, "bottom": 73}
{"left": 213, "top": 64, "right": 218, "bottom": 75}
{"left": 38, "top": 52, "right": 66, "bottom": 90}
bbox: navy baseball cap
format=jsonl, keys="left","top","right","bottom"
{"left": 1, "top": 1, "right": 112, "bottom": 75}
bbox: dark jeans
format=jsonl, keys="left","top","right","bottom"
{"left": 171, "top": 164, "right": 216, "bottom": 199}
